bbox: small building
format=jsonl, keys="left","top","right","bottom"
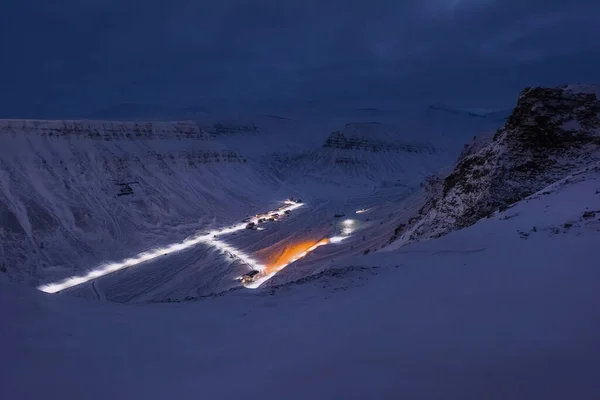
{"left": 241, "top": 270, "right": 260, "bottom": 284}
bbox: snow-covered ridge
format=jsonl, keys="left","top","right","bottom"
{"left": 0, "top": 119, "right": 248, "bottom": 164}
{"left": 390, "top": 84, "right": 600, "bottom": 244}
{"left": 0, "top": 119, "right": 211, "bottom": 140}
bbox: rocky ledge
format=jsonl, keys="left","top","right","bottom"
{"left": 390, "top": 84, "right": 600, "bottom": 244}
{"left": 323, "top": 122, "right": 435, "bottom": 154}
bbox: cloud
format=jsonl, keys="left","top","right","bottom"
{"left": 1, "top": 0, "right": 599, "bottom": 116}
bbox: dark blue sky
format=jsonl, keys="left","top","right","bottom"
{"left": 2, "top": 0, "right": 600, "bottom": 117}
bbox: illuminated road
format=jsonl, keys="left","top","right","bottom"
{"left": 38, "top": 200, "right": 304, "bottom": 293}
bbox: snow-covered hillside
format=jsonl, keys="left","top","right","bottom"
{"left": 3, "top": 85, "right": 595, "bottom": 300}
{"left": 0, "top": 119, "right": 279, "bottom": 293}
{"left": 268, "top": 121, "right": 458, "bottom": 203}
{"left": 1, "top": 162, "right": 599, "bottom": 399}
{"left": 0, "top": 102, "right": 501, "bottom": 301}
{"left": 391, "top": 84, "right": 600, "bottom": 244}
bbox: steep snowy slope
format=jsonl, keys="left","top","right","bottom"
{"left": 391, "top": 84, "right": 600, "bottom": 244}
{"left": 0, "top": 119, "right": 279, "bottom": 291}
{"left": 1, "top": 164, "right": 599, "bottom": 400}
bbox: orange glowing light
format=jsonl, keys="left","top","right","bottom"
{"left": 264, "top": 238, "right": 329, "bottom": 275}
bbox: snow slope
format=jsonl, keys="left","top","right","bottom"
{"left": 3, "top": 84, "right": 591, "bottom": 301}
{"left": 1, "top": 163, "right": 599, "bottom": 399}
{"left": 0, "top": 119, "right": 279, "bottom": 293}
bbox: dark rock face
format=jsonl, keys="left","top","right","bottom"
{"left": 503, "top": 87, "right": 600, "bottom": 146}
{"left": 391, "top": 84, "right": 600, "bottom": 244}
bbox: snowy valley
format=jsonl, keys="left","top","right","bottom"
{"left": 1, "top": 86, "right": 599, "bottom": 399}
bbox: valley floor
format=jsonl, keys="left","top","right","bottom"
{"left": 1, "top": 166, "right": 599, "bottom": 399}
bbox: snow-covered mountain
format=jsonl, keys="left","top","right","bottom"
{"left": 0, "top": 104, "right": 498, "bottom": 300}
{"left": 0, "top": 119, "right": 279, "bottom": 291}
{"left": 1, "top": 83, "right": 599, "bottom": 398}
{"left": 87, "top": 102, "right": 505, "bottom": 156}
{"left": 4, "top": 85, "right": 595, "bottom": 298}
{"left": 391, "top": 84, "right": 600, "bottom": 244}
{"left": 264, "top": 121, "right": 453, "bottom": 206}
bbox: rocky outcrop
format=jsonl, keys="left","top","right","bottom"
{"left": 323, "top": 122, "right": 435, "bottom": 154}
{"left": 0, "top": 119, "right": 247, "bottom": 166}
{"left": 391, "top": 84, "right": 600, "bottom": 243}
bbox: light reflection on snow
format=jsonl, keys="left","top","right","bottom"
{"left": 329, "top": 236, "right": 348, "bottom": 243}
{"left": 244, "top": 239, "right": 330, "bottom": 289}
{"left": 37, "top": 201, "right": 304, "bottom": 294}
{"left": 245, "top": 216, "right": 358, "bottom": 289}
{"left": 341, "top": 219, "right": 357, "bottom": 235}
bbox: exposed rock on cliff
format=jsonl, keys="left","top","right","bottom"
{"left": 391, "top": 84, "right": 600, "bottom": 243}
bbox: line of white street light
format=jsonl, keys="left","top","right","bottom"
{"left": 37, "top": 200, "right": 304, "bottom": 294}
